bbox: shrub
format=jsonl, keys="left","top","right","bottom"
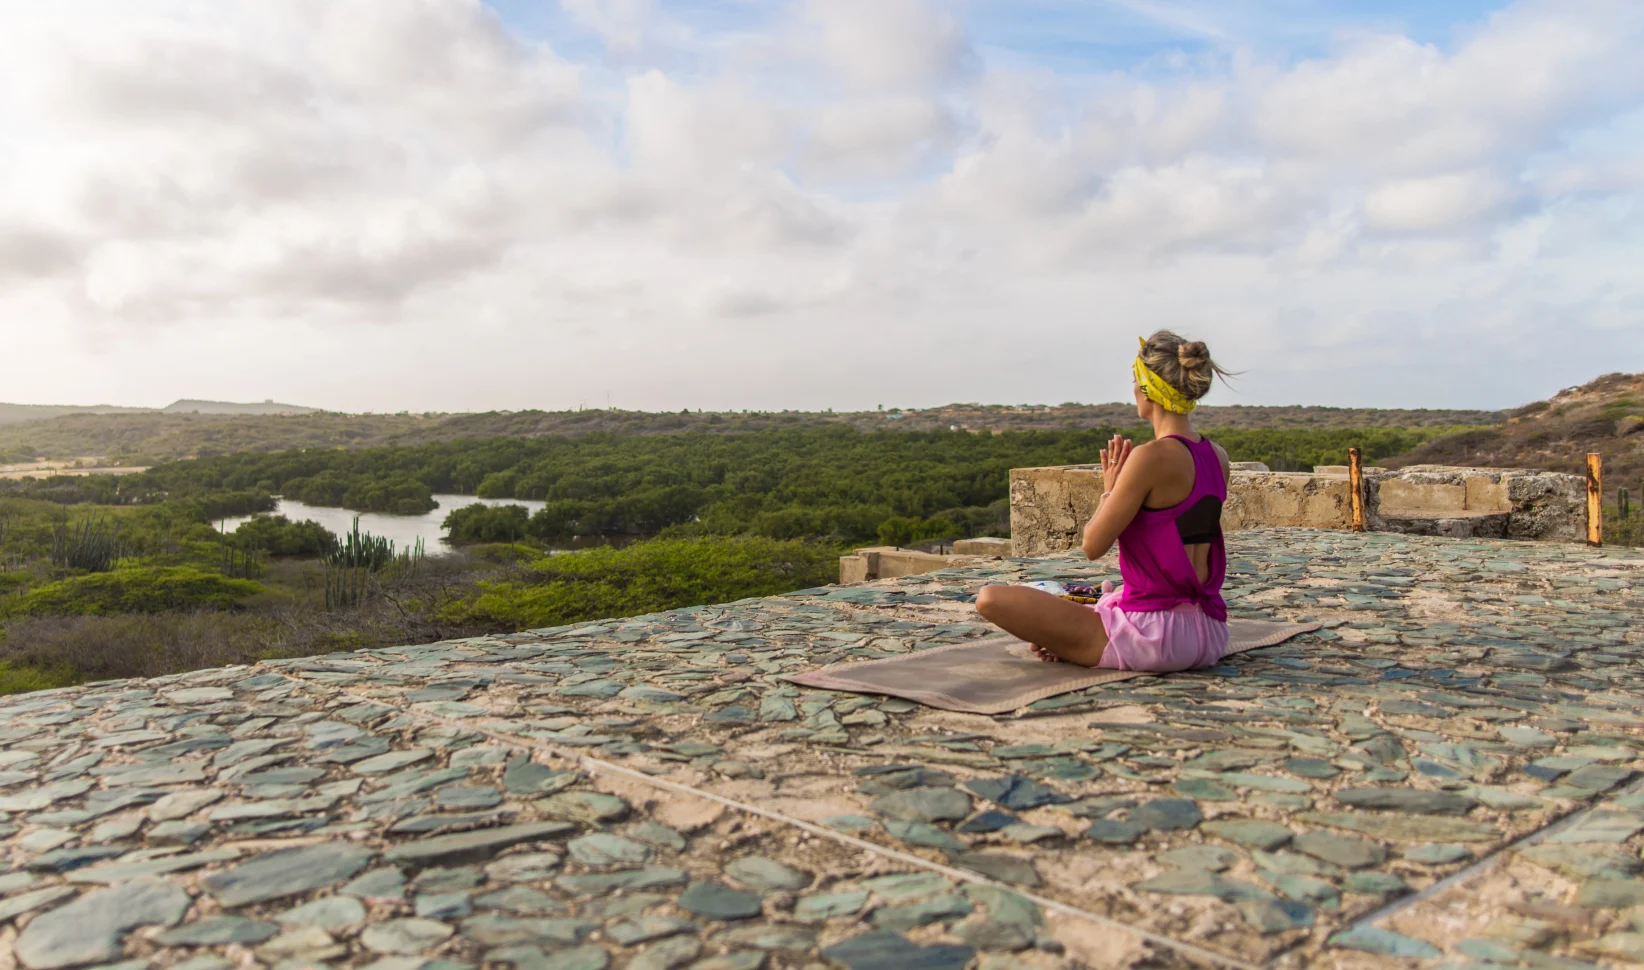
{"left": 0, "top": 661, "right": 76, "bottom": 695}
{"left": 463, "top": 543, "right": 547, "bottom": 564}
{"left": 444, "top": 504, "right": 532, "bottom": 543}
{"left": 3, "top": 566, "right": 263, "bottom": 618}
{"left": 231, "top": 515, "right": 337, "bottom": 556}
{"left": 450, "top": 536, "right": 839, "bottom": 629}
{"left": 191, "top": 490, "right": 278, "bottom": 521}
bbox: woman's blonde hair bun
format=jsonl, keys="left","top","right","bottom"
{"left": 1177, "top": 340, "right": 1210, "bottom": 371}
{"left": 1140, "top": 330, "right": 1233, "bottom": 402}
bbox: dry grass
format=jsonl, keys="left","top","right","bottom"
{"left": 0, "top": 612, "right": 278, "bottom": 683}
{"left": 0, "top": 553, "right": 506, "bottom": 684}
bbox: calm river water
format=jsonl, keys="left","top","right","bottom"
{"left": 216, "top": 494, "right": 553, "bottom": 554}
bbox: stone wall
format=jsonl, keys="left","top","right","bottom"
{"left": 1009, "top": 462, "right": 1586, "bottom": 557}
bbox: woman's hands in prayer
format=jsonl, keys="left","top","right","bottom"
{"left": 1101, "top": 435, "right": 1133, "bottom": 493}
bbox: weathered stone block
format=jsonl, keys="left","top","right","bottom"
{"left": 1465, "top": 475, "right": 1510, "bottom": 512}
{"left": 875, "top": 549, "right": 953, "bottom": 579}
{"left": 1223, "top": 473, "right": 1353, "bottom": 533}
{"left": 837, "top": 546, "right": 966, "bottom": 584}
{"left": 1503, "top": 470, "right": 1586, "bottom": 541}
{"left": 1379, "top": 479, "right": 1467, "bottom": 512}
{"left": 1008, "top": 465, "right": 1103, "bottom": 558}
{"left": 951, "top": 537, "right": 1012, "bottom": 557}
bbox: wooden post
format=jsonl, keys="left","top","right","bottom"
{"left": 1348, "top": 447, "right": 1366, "bottom": 532}
{"left": 1587, "top": 453, "right": 1602, "bottom": 547}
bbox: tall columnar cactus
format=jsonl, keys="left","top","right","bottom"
{"left": 323, "top": 517, "right": 405, "bottom": 610}
{"left": 50, "top": 517, "right": 122, "bottom": 572}
{"left": 219, "top": 541, "right": 261, "bottom": 580}
{"left": 1622, "top": 487, "right": 1632, "bottom": 520}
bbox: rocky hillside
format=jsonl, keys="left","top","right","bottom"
{"left": 1387, "top": 372, "right": 1644, "bottom": 494}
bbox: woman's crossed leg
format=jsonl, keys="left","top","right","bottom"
{"left": 973, "top": 584, "right": 1110, "bottom": 667}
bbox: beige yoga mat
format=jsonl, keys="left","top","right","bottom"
{"left": 783, "top": 619, "right": 1322, "bottom": 715}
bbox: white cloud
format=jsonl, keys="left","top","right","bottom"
{"left": 561, "top": 0, "right": 658, "bottom": 54}
{"left": 801, "top": 0, "right": 975, "bottom": 91}
{"left": 1360, "top": 170, "right": 1518, "bottom": 233}
{"left": 805, "top": 95, "right": 958, "bottom": 178}
{"left": 0, "top": 0, "right": 1641, "bottom": 412}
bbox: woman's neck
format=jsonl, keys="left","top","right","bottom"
{"left": 1151, "top": 411, "right": 1195, "bottom": 441}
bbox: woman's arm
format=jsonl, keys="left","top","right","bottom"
{"left": 1081, "top": 443, "right": 1162, "bottom": 560}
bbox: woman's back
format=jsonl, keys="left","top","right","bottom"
{"left": 1115, "top": 434, "right": 1229, "bottom": 621}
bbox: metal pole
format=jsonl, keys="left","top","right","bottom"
{"left": 1587, "top": 454, "right": 1602, "bottom": 547}
{"left": 1348, "top": 447, "right": 1365, "bottom": 532}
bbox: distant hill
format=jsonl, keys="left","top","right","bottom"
{"left": 160, "top": 399, "right": 318, "bottom": 416}
{"left": 0, "top": 399, "right": 318, "bottom": 428}
{"left": 0, "top": 401, "right": 1501, "bottom": 465}
{"left": 1386, "top": 372, "right": 1644, "bottom": 492}
{"left": 0, "top": 403, "right": 153, "bottom": 427}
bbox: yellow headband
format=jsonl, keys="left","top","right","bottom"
{"left": 1134, "top": 337, "right": 1197, "bottom": 414}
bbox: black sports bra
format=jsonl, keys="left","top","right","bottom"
{"left": 1139, "top": 437, "right": 1224, "bottom": 545}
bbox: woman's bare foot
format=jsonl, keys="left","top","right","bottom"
{"left": 1029, "top": 640, "right": 1107, "bottom": 667}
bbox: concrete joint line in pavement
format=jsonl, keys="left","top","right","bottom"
{"left": 1340, "top": 771, "right": 1644, "bottom": 939}
{"left": 316, "top": 677, "right": 1266, "bottom": 970}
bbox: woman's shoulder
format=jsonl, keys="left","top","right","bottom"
{"left": 1128, "top": 438, "right": 1178, "bottom": 462}
{"left": 1127, "top": 437, "right": 1194, "bottom": 476}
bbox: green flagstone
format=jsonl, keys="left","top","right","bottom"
{"left": 1238, "top": 898, "right": 1314, "bottom": 934}
{"left": 1157, "top": 846, "right": 1237, "bottom": 871}
{"left": 1293, "top": 832, "right": 1386, "bottom": 870}
{"left": 1172, "top": 778, "right": 1237, "bottom": 801}
{"left": 1133, "top": 869, "right": 1273, "bottom": 902}
{"left": 1329, "top": 925, "right": 1440, "bottom": 958}
{"left": 1548, "top": 811, "right": 1644, "bottom": 845}
{"left": 1333, "top": 788, "right": 1478, "bottom": 815}
{"left": 1296, "top": 812, "right": 1497, "bottom": 843}
{"left": 1201, "top": 820, "right": 1294, "bottom": 851}
{"left": 796, "top": 891, "right": 870, "bottom": 921}
{"left": 1402, "top": 844, "right": 1472, "bottom": 865}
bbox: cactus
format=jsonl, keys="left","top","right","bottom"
{"left": 1622, "top": 487, "right": 1632, "bottom": 520}
{"left": 50, "top": 516, "right": 122, "bottom": 572}
{"left": 219, "top": 542, "right": 261, "bottom": 580}
{"left": 323, "top": 517, "right": 418, "bottom": 610}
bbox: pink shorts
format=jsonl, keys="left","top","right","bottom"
{"left": 1089, "top": 583, "right": 1229, "bottom": 672}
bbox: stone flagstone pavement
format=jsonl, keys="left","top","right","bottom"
{"left": 0, "top": 528, "right": 1641, "bottom": 970}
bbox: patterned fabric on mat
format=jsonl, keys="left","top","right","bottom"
{"left": 781, "top": 618, "right": 1321, "bottom": 715}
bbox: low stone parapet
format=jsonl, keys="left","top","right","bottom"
{"left": 839, "top": 546, "right": 955, "bottom": 583}
{"left": 1009, "top": 462, "right": 1585, "bottom": 557}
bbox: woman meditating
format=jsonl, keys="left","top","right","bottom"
{"left": 975, "top": 330, "right": 1232, "bottom": 670}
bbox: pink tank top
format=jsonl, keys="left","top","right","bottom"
{"left": 1114, "top": 434, "right": 1229, "bottom": 623}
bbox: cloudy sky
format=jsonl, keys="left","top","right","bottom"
{"left": 2, "top": 0, "right": 1641, "bottom": 413}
